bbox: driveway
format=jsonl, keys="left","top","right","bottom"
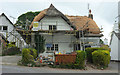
{"left": 0, "top": 55, "right": 22, "bottom": 65}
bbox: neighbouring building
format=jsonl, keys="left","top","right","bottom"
{"left": 17, "top": 4, "right": 103, "bottom": 57}
{"left": 0, "top": 13, "right": 26, "bottom": 50}
{"left": 109, "top": 1, "right": 120, "bottom": 61}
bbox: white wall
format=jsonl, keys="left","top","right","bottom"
{"left": 32, "top": 16, "right": 73, "bottom": 31}
{"left": 110, "top": 33, "right": 119, "bottom": 60}
{"left": 43, "top": 33, "right": 76, "bottom": 53}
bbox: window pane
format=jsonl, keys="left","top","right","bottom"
{"left": 47, "top": 47, "right": 50, "bottom": 51}
{"left": 3, "top": 26, "right": 7, "bottom": 31}
{"left": 0, "top": 26, "right": 2, "bottom": 30}
{"left": 49, "top": 25, "right": 52, "bottom": 30}
{"left": 55, "top": 44, "right": 58, "bottom": 51}
{"left": 53, "top": 25, "right": 56, "bottom": 30}
{"left": 51, "top": 44, "right": 54, "bottom": 51}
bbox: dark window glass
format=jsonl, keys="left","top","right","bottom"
{"left": 51, "top": 44, "right": 54, "bottom": 51}
{"left": 49, "top": 25, "right": 52, "bottom": 30}
{"left": 3, "top": 26, "right": 8, "bottom": 31}
{"left": 53, "top": 25, "right": 56, "bottom": 30}
{"left": 55, "top": 44, "right": 58, "bottom": 51}
{"left": 0, "top": 26, "right": 2, "bottom": 30}
{"left": 47, "top": 47, "right": 50, "bottom": 51}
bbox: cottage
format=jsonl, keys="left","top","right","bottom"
{"left": 0, "top": 13, "right": 26, "bottom": 49}
{"left": 17, "top": 4, "right": 103, "bottom": 57}
{"left": 110, "top": 31, "right": 120, "bottom": 61}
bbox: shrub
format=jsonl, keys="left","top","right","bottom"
{"left": 7, "top": 43, "right": 16, "bottom": 48}
{"left": 75, "top": 50, "right": 86, "bottom": 69}
{"left": 92, "top": 50, "right": 110, "bottom": 68}
{"left": 28, "top": 48, "right": 37, "bottom": 59}
{"left": 2, "top": 43, "right": 21, "bottom": 56}
{"left": 21, "top": 48, "right": 37, "bottom": 66}
{"left": 85, "top": 47, "right": 105, "bottom": 63}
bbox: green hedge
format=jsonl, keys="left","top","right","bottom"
{"left": 21, "top": 48, "right": 37, "bottom": 65}
{"left": 85, "top": 47, "right": 105, "bottom": 63}
{"left": 2, "top": 43, "right": 21, "bottom": 56}
{"left": 92, "top": 50, "right": 110, "bottom": 68}
{"left": 75, "top": 50, "right": 86, "bottom": 69}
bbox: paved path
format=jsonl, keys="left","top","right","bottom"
{"left": 0, "top": 55, "right": 22, "bottom": 65}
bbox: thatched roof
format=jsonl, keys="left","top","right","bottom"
{"left": 30, "top": 4, "right": 76, "bottom": 30}
{"left": 66, "top": 15, "right": 101, "bottom": 34}
{"left": 30, "top": 4, "right": 101, "bottom": 34}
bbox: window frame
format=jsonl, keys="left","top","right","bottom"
{"left": 46, "top": 44, "right": 58, "bottom": 51}
{"left": 3, "top": 26, "right": 8, "bottom": 31}
{"left": 49, "top": 25, "right": 57, "bottom": 30}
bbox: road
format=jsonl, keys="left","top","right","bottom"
{"left": 0, "top": 56, "right": 119, "bottom": 73}
{"left": 1, "top": 63, "right": 118, "bottom": 73}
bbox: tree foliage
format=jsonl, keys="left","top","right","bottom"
{"left": 34, "top": 32, "right": 46, "bottom": 54}
{"left": 15, "top": 11, "right": 40, "bottom": 29}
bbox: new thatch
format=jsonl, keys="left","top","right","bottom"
{"left": 66, "top": 15, "right": 101, "bottom": 34}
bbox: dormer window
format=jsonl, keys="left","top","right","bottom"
{"left": 49, "top": 25, "right": 57, "bottom": 30}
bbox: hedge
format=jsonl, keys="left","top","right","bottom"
{"left": 92, "top": 50, "right": 110, "bottom": 68}
{"left": 85, "top": 47, "right": 105, "bottom": 63}
{"left": 21, "top": 48, "right": 37, "bottom": 65}
{"left": 75, "top": 50, "right": 86, "bottom": 69}
{"left": 2, "top": 43, "right": 21, "bottom": 56}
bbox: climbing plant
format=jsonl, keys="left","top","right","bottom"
{"left": 34, "top": 32, "right": 46, "bottom": 54}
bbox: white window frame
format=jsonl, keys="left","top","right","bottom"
{"left": 46, "top": 44, "right": 58, "bottom": 51}
{"left": 49, "top": 25, "right": 57, "bottom": 30}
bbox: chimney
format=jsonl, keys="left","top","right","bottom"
{"left": 88, "top": 9, "right": 93, "bottom": 19}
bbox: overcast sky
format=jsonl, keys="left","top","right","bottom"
{"left": 0, "top": 0, "right": 119, "bottom": 44}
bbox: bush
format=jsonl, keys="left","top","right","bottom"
{"left": 92, "top": 50, "right": 110, "bottom": 68}
{"left": 75, "top": 50, "right": 86, "bottom": 69}
{"left": 85, "top": 47, "right": 105, "bottom": 63}
{"left": 28, "top": 48, "right": 37, "bottom": 59}
{"left": 21, "top": 48, "right": 37, "bottom": 66}
{"left": 2, "top": 43, "right": 21, "bottom": 56}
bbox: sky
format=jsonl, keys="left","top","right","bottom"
{"left": 0, "top": 0, "right": 119, "bottom": 44}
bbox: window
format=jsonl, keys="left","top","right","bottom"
{"left": 3, "top": 26, "right": 8, "bottom": 31}
{"left": 49, "top": 25, "right": 52, "bottom": 30}
{"left": 46, "top": 44, "right": 58, "bottom": 51}
{"left": 0, "top": 26, "right": 2, "bottom": 30}
{"left": 49, "top": 25, "right": 57, "bottom": 30}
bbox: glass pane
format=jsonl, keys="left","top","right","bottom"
{"left": 49, "top": 25, "right": 52, "bottom": 30}
{"left": 51, "top": 44, "right": 54, "bottom": 51}
{"left": 3, "top": 26, "right": 7, "bottom": 30}
{"left": 0, "top": 26, "right": 2, "bottom": 30}
{"left": 47, "top": 47, "right": 50, "bottom": 51}
{"left": 53, "top": 25, "right": 56, "bottom": 30}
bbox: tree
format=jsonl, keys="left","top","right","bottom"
{"left": 15, "top": 11, "right": 40, "bottom": 29}
{"left": 34, "top": 32, "right": 46, "bottom": 54}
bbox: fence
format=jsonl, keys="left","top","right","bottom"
{"left": 55, "top": 54, "right": 77, "bottom": 64}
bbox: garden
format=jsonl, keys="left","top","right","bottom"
{"left": 18, "top": 46, "right": 111, "bottom": 70}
